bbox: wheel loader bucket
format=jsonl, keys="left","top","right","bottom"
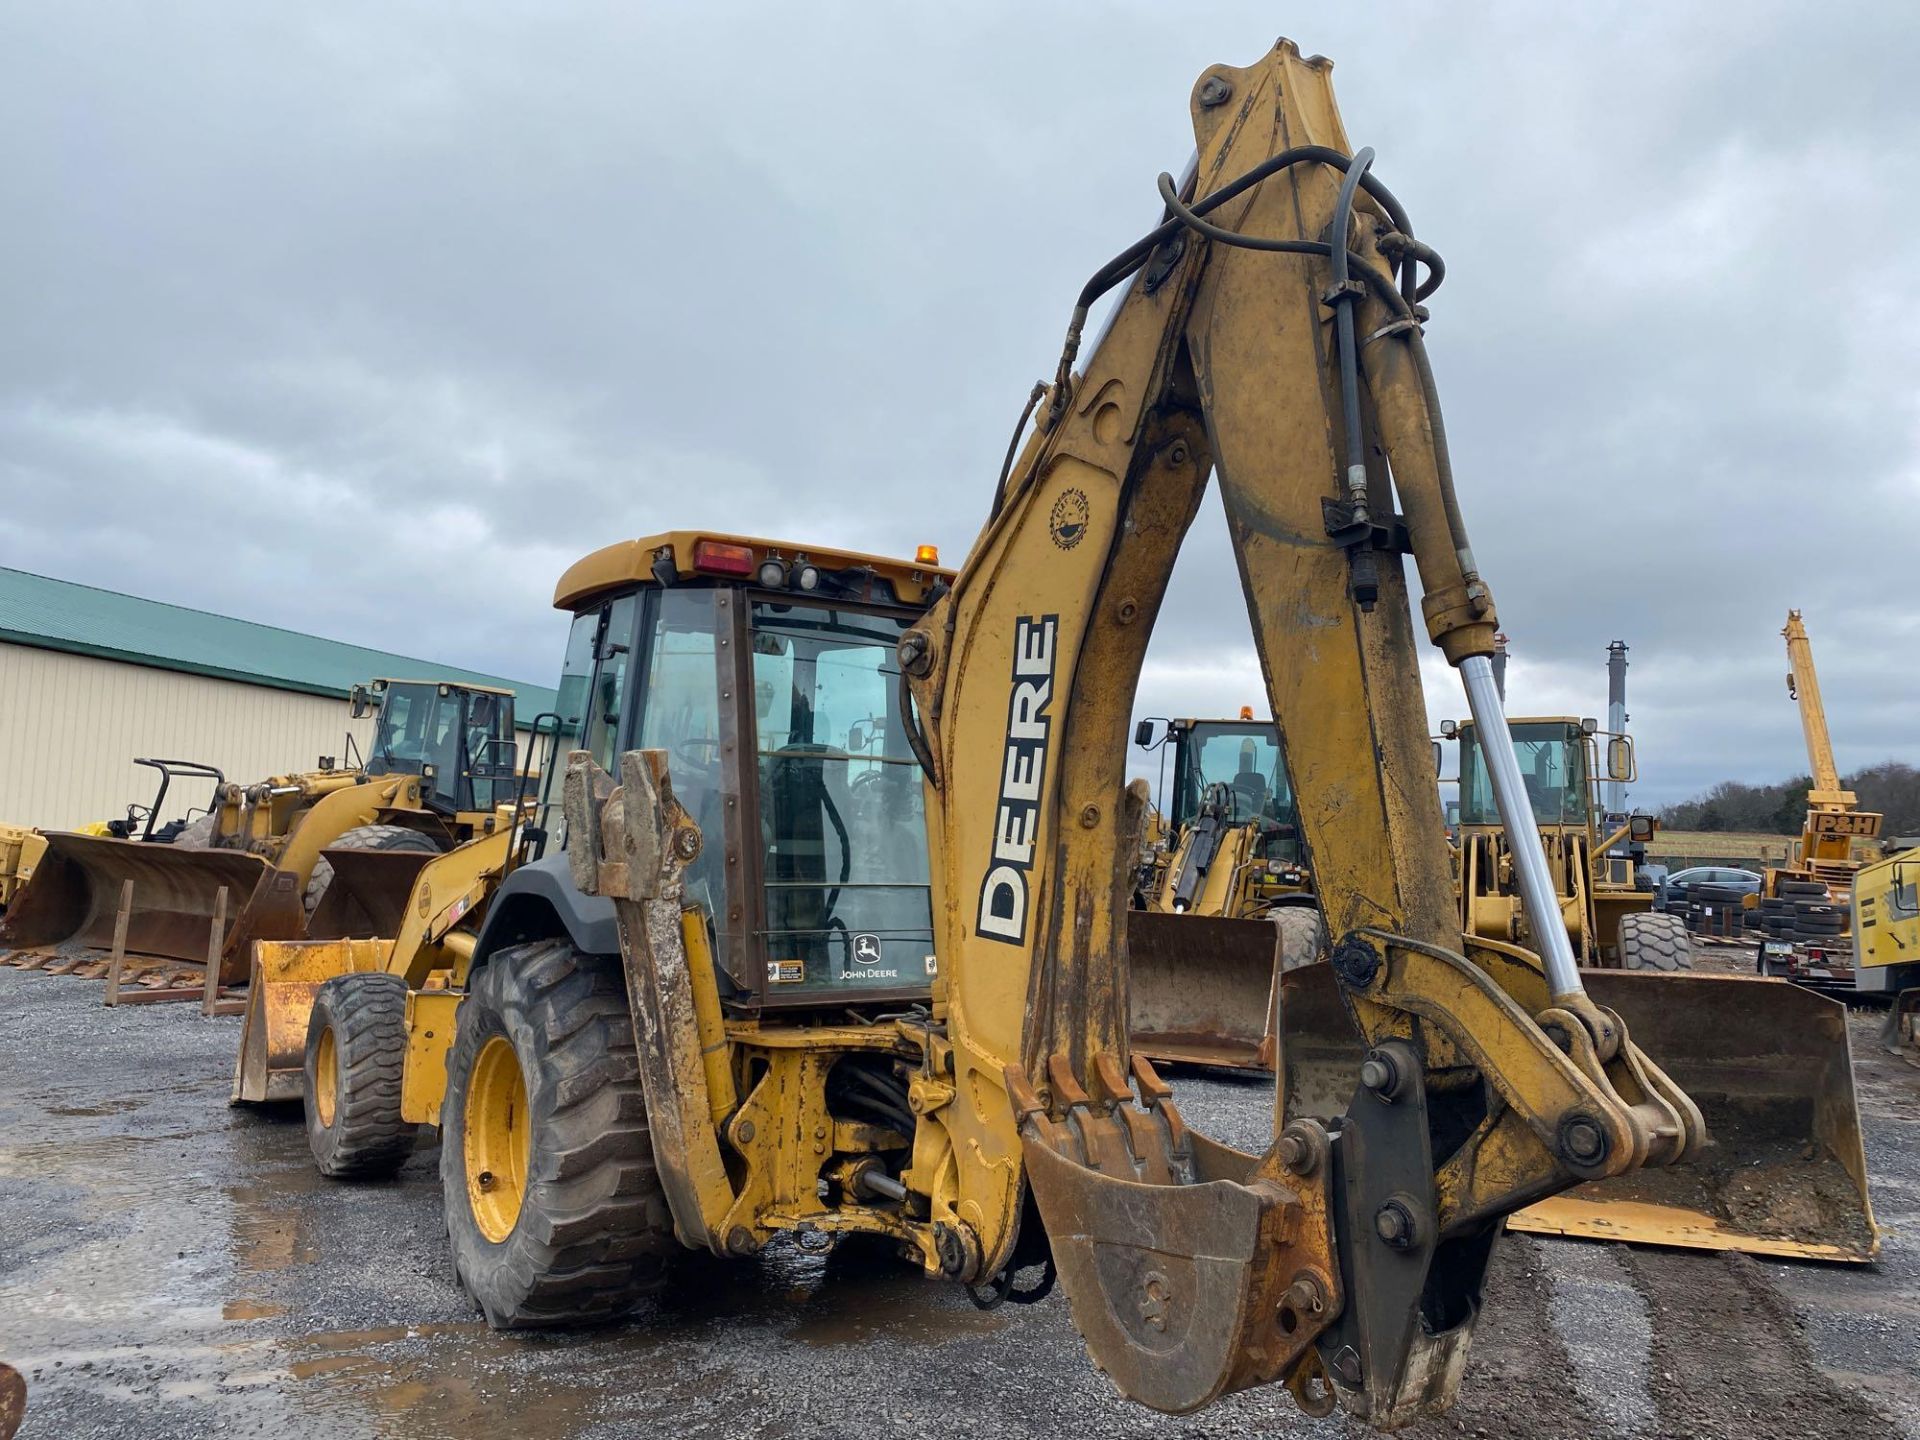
{"left": 230, "top": 937, "right": 388, "bottom": 1104}
{"left": 1128, "top": 910, "right": 1279, "bottom": 1068}
{"left": 0, "top": 832, "right": 267, "bottom": 975}
{"left": 305, "top": 847, "right": 438, "bottom": 940}
{"left": 1277, "top": 962, "right": 1879, "bottom": 1262}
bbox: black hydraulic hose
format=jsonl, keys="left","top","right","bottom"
{"left": 1152, "top": 172, "right": 1413, "bottom": 319}
{"left": 988, "top": 380, "right": 1048, "bottom": 527}
{"left": 1047, "top": 146, "right": 1421, "bottom": 422}
{"left": 1152, "top": 163, "right": 1474, "bottom": 578}
{"left": 1328, "top": 147, "right": 1376, "bottom": 521}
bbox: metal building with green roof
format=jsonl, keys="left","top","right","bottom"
{"left": 0, "top": 566, "right": 555, "bottom": 830}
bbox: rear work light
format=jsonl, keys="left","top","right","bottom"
{"left": 693, "top": 540, "right": 755, "bottom": 577}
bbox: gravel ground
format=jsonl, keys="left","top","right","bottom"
{"left": 1, "top": 966, "right": 1915, "bottom": 1440}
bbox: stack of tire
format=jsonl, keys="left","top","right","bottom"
{"left": 1678, "top": 883, "right": 1750, "bottom": 940}
{"left": 1754, "top": 880, "right": 1846, "bottom": 948}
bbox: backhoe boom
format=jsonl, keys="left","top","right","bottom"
{"left": 897, "top": 41, "right": 1702, "bottom": 1424}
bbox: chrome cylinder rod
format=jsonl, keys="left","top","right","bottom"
{"left": 1458, "top": 653, "right": 1585, "bottom": 1001}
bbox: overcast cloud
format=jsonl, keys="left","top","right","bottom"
{"left": 3, "top": 2, "right": 1916, "bottom": 807}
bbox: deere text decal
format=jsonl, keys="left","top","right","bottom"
{"left": 976, "top": 614, "right": 1057, "bottom": 943}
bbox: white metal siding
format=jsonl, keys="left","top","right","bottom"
{"left": 0, "top": 644, "right": 538, "bottom": 831}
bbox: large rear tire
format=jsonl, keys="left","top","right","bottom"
{"left": 302, "top": 823, "right": 442, "bottom": 915}
{"left": 1618, "top": 911, "right": 1692, "bottom": 971}
{"left": 440, "top": 939, "right": 676, "bottom": 1329}
{"left": 305, "top": 972, "right": 418, "bottom": 1178}
{"left": 1269, "top": 906, "right": 1328, "bottom": 974}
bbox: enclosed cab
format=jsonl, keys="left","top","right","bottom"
{"left": 1446, "top": 715, "right": 1668, "bottom": 967}
{"left": 478, "top": 533, "right": 951, "bottom": 1011}
{"left": 353, "top": 678, "right": 522, "bottom": 818}
{"left": 1135, "top": 713, "right": 1310, "bottom": 914}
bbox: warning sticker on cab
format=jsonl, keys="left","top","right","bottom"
{"left": 767, "top": 959, "right": 805, "bottom": 984}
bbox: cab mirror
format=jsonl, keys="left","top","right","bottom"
{"left": 349, "top": 683, "right": 373, "bottom": 719}
{"left": 1606, "top": 736, "right": 1635, "bottom": 781}
{"left": 1134, "top": 719, "right": 1163, "bottom": 749}
{"left": 1432, "top": 741, "right": 1444, "bottom": 776}
{"left": 847, "top": 721, "right": 870, "bottom": 754}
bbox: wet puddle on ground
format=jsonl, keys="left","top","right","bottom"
{"left": 226, "top": 1164, "right": 325, "bottom": 1273}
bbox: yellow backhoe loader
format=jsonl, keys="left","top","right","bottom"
{"left": 1129, "top": 714, "right": 1323, "bottom": 1067}
{"left": 0, "top": 679, "right": 526, "bottom": 985}
{"left": 278, "top": 42, "right": 1799, "bottom": 1427}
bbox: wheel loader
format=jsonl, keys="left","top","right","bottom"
{"left": 1445, "top": 715, "right": 1686, "bottom": 970}
{"left": 0, "top": 678, "right": 526, "bottom": 985}
{"left": 282, "top": 41, "right": 1875, "bottom": 1425}
{"left": 1128, "top": 714, "right": 1324, "bottom": 1067}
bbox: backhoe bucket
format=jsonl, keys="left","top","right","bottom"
{"left": 0, "top": 832, "right": 267, "bottom": 974}
{"left": 1279, "top": 963, "right": 1878, "bottom": 1262}
{"left": 1128, "top": 911, "right": 1280, "bottom": 1068}
{"left": 231, "top": 937, "right": 388, "bottom": 1104}
{"left": 305, "top": 847, "right": 437, "bottom": 940}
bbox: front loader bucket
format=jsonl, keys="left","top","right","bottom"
{"left": 1278, "top": 963, "right": 1879, "bottom": 1262}
{"left": 0, "top": 832, "right": 266, "bottom": 971}
{"left": 1128, "top": 911, "right": 1279, "bottom": 1068}
{"left": 1513, "top": 971, "right": 1877, "bottom": 1261}
{"left": 305, "top": 847, "right": 437, "bottom": 940}
{"left": 230, "top": 937, "right": 388, "bottom": 1104}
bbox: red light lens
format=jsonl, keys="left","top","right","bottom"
{"left": 692, "top": 540, "right": 755, "bottom": 576}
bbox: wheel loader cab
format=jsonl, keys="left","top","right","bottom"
{"left": 1166, "top": 718, "right": 1302, "bottom": 864}
{"left": 531, "top": 533, "right": 949, "bottom": 1010}
{"left": 1455, "top": 718, "right": 1590, "bottom": 830}
{"left": 362, "top": 679, "right": 520, "bottom": 816}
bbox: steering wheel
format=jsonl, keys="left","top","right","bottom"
{"left": 673, "top": 738, "right": 723, "bottom": 766}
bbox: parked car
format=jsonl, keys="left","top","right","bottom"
{"left": 1656, "top": 866, "right": 1762, "bottom": 911}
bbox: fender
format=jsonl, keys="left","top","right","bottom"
{"left": 471, "top": 851, "right": 619, "bottom": 964}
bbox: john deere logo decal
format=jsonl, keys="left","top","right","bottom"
{"left": 1049, "top": 488, "right": 1089, "bottom": 550}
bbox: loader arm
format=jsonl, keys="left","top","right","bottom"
{"left": 901, "top": 41, "right": 1704, "bottom": 1425}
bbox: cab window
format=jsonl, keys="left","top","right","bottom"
{"left": 635, "top": 590, "right": 730, "bottom": 944}
{"left": 750, "top": 601, "right": 931, "bottom": 996}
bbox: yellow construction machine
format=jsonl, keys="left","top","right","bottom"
{"left": 1446, "top": 715, "right": 1684, "bottom": 970}
{"left": 1853, "top": 842, "right": 1920, "bottom": 1060}
{"left": 1129, "top": 714, "right": 1322, "bottom": 1067}
{"left": 230, "top": 814, "right": 523, "bottom": 1109}
{"left": 1755, "top": 611, "right": 1878, "bottom": 986}
{"left": 280, "top": 42, "right": 1819, "bottom": 1426}
{"left": 0, "top": 679, "right": 526, "bottom": 985}
{"left": 0, "top": 826, "right": 46, "bottom": 914}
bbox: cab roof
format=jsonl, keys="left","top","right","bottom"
{"left": 554, "top": 531, "right": 954, "bottom": 612}
{"left": 373, "top": 677, "right": 517, "bottom": 698}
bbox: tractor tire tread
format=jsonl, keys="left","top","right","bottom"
{"left": 441, "top": 939, "right": 674, "bottom": 1331}
{"left": 1268, "top": 906, "right": 1329, "bottom": 975}
{"left": 305, "top": 972, "right": 419, "bottom": 1179}
{"left": 1618, "top": 911, "right": 1693, "bottom": 971}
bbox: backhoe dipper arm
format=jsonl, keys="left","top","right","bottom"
{"left": 900, "top": 40, "right": 1703, "bottom": 1427}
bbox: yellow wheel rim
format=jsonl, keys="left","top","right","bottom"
{"left": 314, "top": 1024, "right": 339, "bottom": 1129}
{"left": 465, "top": 1034, "right": 531, "bottom": 1243}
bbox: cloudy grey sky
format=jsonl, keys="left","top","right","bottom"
{"left": 4, "top": 2, "right": 1916, "bottom": 807}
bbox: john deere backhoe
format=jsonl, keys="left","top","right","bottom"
{"left": 0, "top": 678, "right": 525, "bottom": 984}
{"left": 277, "top": 42, "right": 1811, "bottom": 1426}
